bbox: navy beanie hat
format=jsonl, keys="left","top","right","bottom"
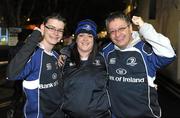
{"left": 75, "top": 19, "right": 97, "bottom": 37}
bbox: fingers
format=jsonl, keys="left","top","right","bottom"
{"left": 58, "top": 55, "right": 67, "bottom": 67}
{"left": 132, "top": 16, "right": 144, "bottom": 27}
{"left": 154, "top": 84, "right": 158, "bottom": 90}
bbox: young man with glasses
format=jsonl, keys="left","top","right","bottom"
{"left": 102, "top": 12, "right": 176, "bottom": 118}
{"left": 7, "top": 13, "right": 66, "bottom": 118}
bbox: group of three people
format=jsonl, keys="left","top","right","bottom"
{"left": 7, "top": 11, "right": 176, "bottom": 118}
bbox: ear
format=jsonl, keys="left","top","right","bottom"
{"left": 40, "top": 24, "right": 45, "bottom": 30}
{"left": 76, "top": 38, "right": 78, "bottom": 43}
{"left": 129, "top": 24, "right": 133, "bottom": 33}
{"left": 40, "top": 24, "right": 45, "bottom": 36}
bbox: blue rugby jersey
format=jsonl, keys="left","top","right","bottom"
{"left": 102, "top": 23, "right": 176, "bottom": 118}
{"left": 8, "top": 47, "right": 64, "bottom": 118}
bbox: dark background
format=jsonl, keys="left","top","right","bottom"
{"left": 0, "top": 0, "right": 180, "bottom": 117}
{"left": 0, "top": 0, "right": 129, "bottom": 33}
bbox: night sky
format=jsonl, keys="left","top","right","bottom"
{"left": 28, "top": 0, "right": 127, "bottom": 33}
{"left": 0, "top": 0, "right": 128, "bottom": 33}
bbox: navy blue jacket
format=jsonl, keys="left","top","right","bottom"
{"left": 62, "top": 53, "right": 111, "bottom": 118}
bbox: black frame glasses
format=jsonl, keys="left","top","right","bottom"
{"left": 45, "top": 25, "right": 64, "bottom": 33}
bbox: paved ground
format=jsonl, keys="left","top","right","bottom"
{"left": 0, "top": 63, "right": 180, "bottom": 118}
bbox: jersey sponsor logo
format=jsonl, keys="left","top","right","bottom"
{"left": 109, "top": 76, "right": 122, "bottom": 81}
{"left": 39, "top": 80, "right": 59, "bottom": 89}
{"left": 46, "top": 63, "right": 52, "bottom": 70}
{"left": 109, "top": 75, "right": 144, "bottom": 83}
{"left": 116, "top": 68, "right": 127, "bottom": 75}
{"left": 126, "top": 57, "right": 137, "bottom": 66}
{"left": 109, "top": 58, "right": 116, "bottom": 64}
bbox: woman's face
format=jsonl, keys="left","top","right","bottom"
{"left": 76, "top": 33, "right": 94, "bottom": 55}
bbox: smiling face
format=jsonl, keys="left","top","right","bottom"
{"left": 41, "top": 18, "right": 65, "bottom": 46}
{"left": 76, "top": 33, "right": 94, "bottom": 56}
{"left": 108, "top": 18, "right": 133, "bottom": 49}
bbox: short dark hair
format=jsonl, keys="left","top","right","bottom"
{"left": 105, "top": 11, "right": 131, "bottom": 30}
{"left": 43, "top": 13, "right": 66, "bottom": 25}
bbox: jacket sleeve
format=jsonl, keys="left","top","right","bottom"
{"left": 7, "top": 30, "right": 42, "bottom": 79}
{"left": 139, "top": 23, "right": 176, "bottom": 58}
{"left": 59, "top": 42, "right": 75, "bottom": 57}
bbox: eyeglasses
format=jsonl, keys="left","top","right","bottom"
{"left": 109, "top": 24, "right": 129, "bottom": 35}
{"left": 45, "top": 25, "right": 64, "bottom": 34}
